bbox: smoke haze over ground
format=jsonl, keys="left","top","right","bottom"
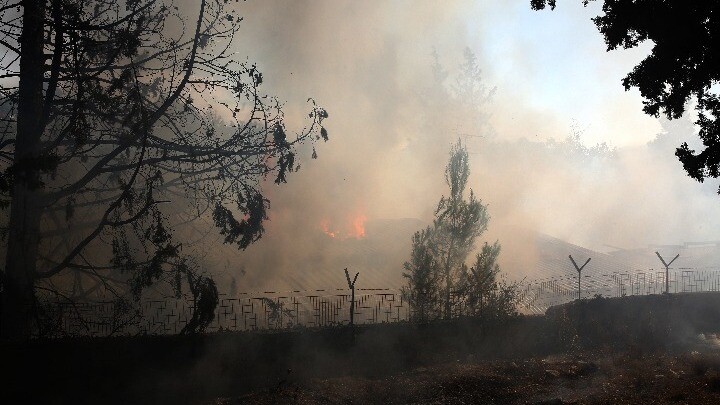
{"left": 179, "top": 1, "right": 720, "bottom": 291}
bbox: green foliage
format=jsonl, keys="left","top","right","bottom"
{"left": 458, "top": 241, "right": 520, "bottom": 319}
{"left": 532, "top": 0, "right": 720, "bottom": 192}
{"left": 434, "top": 140, "right": 489, "bottom": 318}
{"left": 403, "top": 141, "right": 518, "bottom": 321}
{"left": 212, "top": 191, "right": 269, "bottom": 249}
{"left": 484, "top": 278, "right": 521, "bottom": 319}
{"left": 402, "top": 227, "right": 441, "bottom": 322}
{"left": 459, "top": 241, "right": 500, "bottom": 315}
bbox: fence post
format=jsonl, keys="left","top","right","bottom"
{"left": 655, "top": 252, "right": 679, "bottom": 294}
{"left": 569, "top": 255, "right": 591, "bottom": 300}
{"left": 344, "top": 268, "right": 359, "bottom": 327}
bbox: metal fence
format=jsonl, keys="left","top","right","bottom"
{"left": 37, "top": 288, "right": 410, "bottom": 338}
{"left": 518, "top": 268, "right": 720, "bottom": 315}
{"left": 35, "top": 268, "right": 720, "bottom": 338}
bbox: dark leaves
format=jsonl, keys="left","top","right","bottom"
{"left": 276, "top": 151, "right": 295, "bottom": 184}
{"left": 212, "top": 192, "right": 269, "bottom": 249}
{"left": 530, "top": 0, "right": 556, "bottom": 11}
{"left": 0, "top": 0, "right": 331, "bottom": 322}
{"left": 181, "top": 273, "right": 219, "bottom": 334}
{"left": 109, "top": 69, "right": 132, "bottom": 93}
{"left": 273, "top": 123, "right": 290, "bottom": 149}
{"left": 249, "top": 65, "right": 263, "bottom": 86}
{"left": 111, "top": 231, "right": 134, "bottom": 274}
{"left": 116, "top": 29, "right": 141, "bottom": 58}
{"left": 534, "top": 0, "right": 720, "bottom": 191}
{"left": 131, "top": 242, "right": 179, "bottom": 297}
{"left": 198, "top": 34, "right": 210, "bottom": 49}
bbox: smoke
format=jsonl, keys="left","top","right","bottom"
{"left": 179, "top": 1, "right": 720, "bottom": 291}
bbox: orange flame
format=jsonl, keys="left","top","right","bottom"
{"left": 351, "top": 215, "right": 367, "bottom": 238}
{"left": 319, "top": 215, "right": 367, "bottom": 239}
{"left": 320, "top": 219, "right": 337, "bottom": 238}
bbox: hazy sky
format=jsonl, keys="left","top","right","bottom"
{"left": 237, "top": 0, "right": 660, "bottom": 147}
{"left": 468, "top": 1, "right": 660, "bottom": 146}
{"left": 182, "top": 0, "right": 720, "bottom": 289}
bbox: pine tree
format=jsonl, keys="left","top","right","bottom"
{"left": 433, "top": 140, "right": 489, "bottom": 319}
{"left": 402, "top": 226, "right": 440, "bottom": 322}
{"left": 401, "top": 140, "right": 490, "bottom": 320}
{"left": 459, "top": 241, "right": 500, "bottom": 317}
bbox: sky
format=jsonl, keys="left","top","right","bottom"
{"left": 469, "top": 1, "right": 660, "bottom": 146}
{"left": 236, "top": 0, "right": 660, "bottom": 147}
{"left": 175, "top": 0, "right": 720, "bottom": 290}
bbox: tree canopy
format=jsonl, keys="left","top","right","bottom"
{"left": 434, "top": 140, "right": 489, "bottom": 318}
{"left": 403, "top": 140, "right": 495, "bottom": 320}
{"left": 531, "top": 0, "right": 720, "bottom": 190}
{"left": 0, "top": 0, "right": 328, "bottom": 339}
{"left": 402, "top": 141, "right": 518, "bottom": 321}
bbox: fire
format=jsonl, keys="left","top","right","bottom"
{"left": 351, "top": 215, "right": 367, "bottom": 238}
{"left": 319, "top": 214, "right": 367, "bottom": 239}
{"left": 320, "top": 219, "right": 337, "bottom": 238}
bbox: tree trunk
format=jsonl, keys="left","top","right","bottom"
{"left": 1, "top": 0, "right": 46, "bottom": 341}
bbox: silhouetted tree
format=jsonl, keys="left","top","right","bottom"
{"left": 402, "top": 226, "right": 441, "bottom": 322}
{"left": 458, "top": 241, "right": 519, "bottom": 319}
{"left": 459, "top": 241, "right": 500, "bottom": 316}
{"left": 0, "top": 0, "right": 328, "bottom": 339}
{"left": 531, "top": 0, "right": 720, "bottom": 192}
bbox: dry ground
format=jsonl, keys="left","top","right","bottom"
{"left": 210, "top": 346, "right": 720, "bottom": 404}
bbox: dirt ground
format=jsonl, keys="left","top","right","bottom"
{"left": 210, "top": 344, "right": 720, "bottom": 404}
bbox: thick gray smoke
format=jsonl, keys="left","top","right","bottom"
{"left": 180, "top": 1, "right": 720, "bottom": 291}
